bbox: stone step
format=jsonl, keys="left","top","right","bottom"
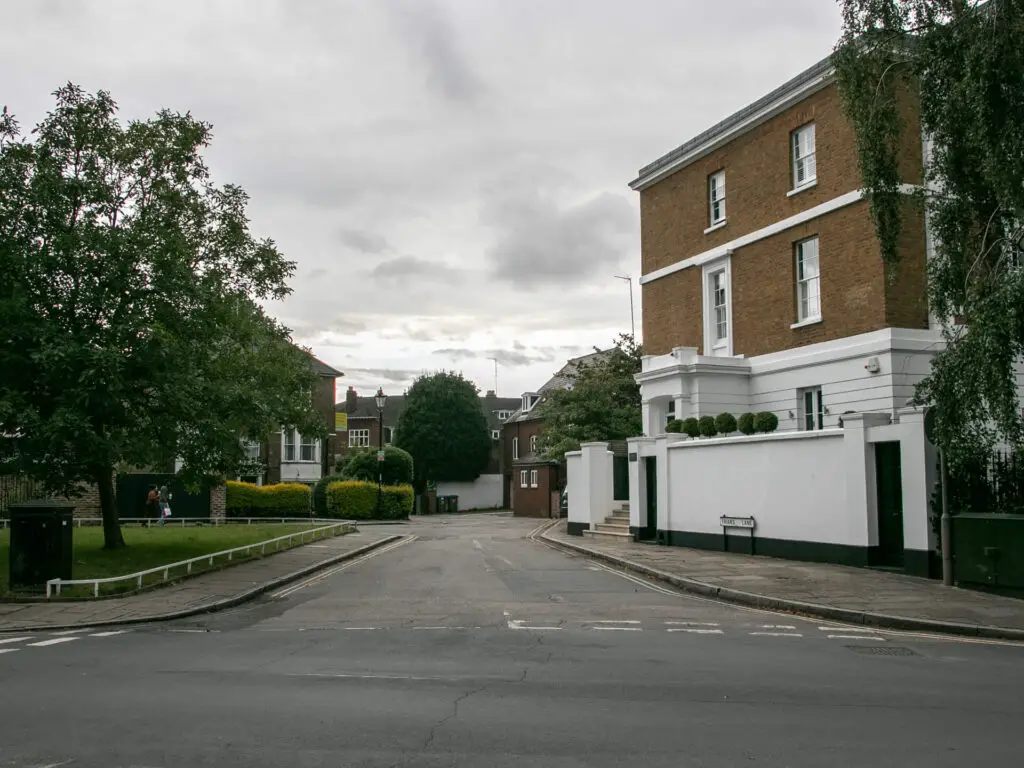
{"left": 618, "top": 502, "right": 630, "bottom": 511}
{"left": 596, "top": 521, "right": 630, "bottom": 533}
{"left": 583, "top": 528, "right": 633, "bottom": 540}
{"left": 609, "top": 510, "right": 630, "bottom": 520}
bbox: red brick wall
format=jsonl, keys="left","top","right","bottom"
{"left": 511, "top": 464, "right": 559, "bottom": 518}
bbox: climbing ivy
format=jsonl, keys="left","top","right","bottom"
{"left": 834, "top": 0, "right": 1024, "bottom": 465}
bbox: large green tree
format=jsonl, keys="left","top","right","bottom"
{"left": 0, "top": 84, "right": 324, "bottom": 548}
{"left": 834, "top": 0, "right": 1024, "bottom": 464}
{"left": 394, "top": 371, "right": 491, "bottom": 492}
{"left": 536, "top": 334, "right": 643, "bottom": 462}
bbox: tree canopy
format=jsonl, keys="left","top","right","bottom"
{"left": 536, "top": 334, "right": 643, "bottom": 462}
{"left": 0, "top": 84, "right": 324, "bottom": 547}
{"left": 834, "top": 0, "right": 1024, "bottom": 464}
{"left": 394, "top": 371, "right": 491, "bottom": 491}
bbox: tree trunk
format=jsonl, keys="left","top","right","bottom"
{"left": 95, "top": 467, "right": 125, "bottom": 550}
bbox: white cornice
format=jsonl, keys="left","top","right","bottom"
{"left": 629, "top": 68, "right": 835, "bottom": 192}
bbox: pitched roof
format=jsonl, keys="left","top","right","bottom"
{"left": 506, "top": 348, "right": 614, "bottom": 424}
{"left": 305, "top": 350, "right": 344, "bottom": 378}
{"left": 336, "top": 392, "right": 521, "bottom": 431}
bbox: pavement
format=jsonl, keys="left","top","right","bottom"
{"left": 0, "top": 527, "right": 400, "bottom": 632}
{"left": 543, "top": 521, "right": 1024, "bottom": 640}
{"left": 1, "top": 513, "right": 1023, "bottom": 766}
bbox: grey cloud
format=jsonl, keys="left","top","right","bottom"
{"left": 339, "top": 229, "right": 390, "bottom": 254}
{"left": 345, "top": 367, "right": 424, "bottom": 385}
{"left": 432, "top": 345, "right": 585, "bottom": 368}
{"left": 485, "top": 191, "right": 637, "bottom": 288}
{"left": 386, "top": 0, "right": 482, "bottom": 105}
{"left": 370, "top": 255, "right": 459, "bottom": 283}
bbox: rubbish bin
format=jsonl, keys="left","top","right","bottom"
{"left": 449, "top": 495, "right": 459, "bottom": 515}
{"left": 8, "top": 501, "right": 75, "bottom": 589}
{"left": 438, "top": 495, "right": 450, "bottom": 514}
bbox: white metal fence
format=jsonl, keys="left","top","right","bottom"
{"left": 44, "top": 521, "right": 355, "bottom": 598}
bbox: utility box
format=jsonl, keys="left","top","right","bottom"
{"left": 8, "top": 501, "right": 75, "bottom": 589}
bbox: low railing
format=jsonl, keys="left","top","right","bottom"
{"left": 44, "top": 521, "right": 355, "bottom": 598}
{"left": 1, "top": 516, "right": 340, "bottom": 529}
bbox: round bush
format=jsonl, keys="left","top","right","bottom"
{"left": 665, "top": 419, "right": 683, "bottom": 434}
{"left": 698, "top": 415, "right": 718, "bottom": 438}
{"left": 753, "top": 411, "right": 779, "bottom": 433}
{"left": 682, "top": 418, "right": 700, "bottom": 438}
{"left": 325, "top": 480, "right": 413, "bottom": 520}
{"left": 715, "top": 412, "right": 737, "bottom": 434}
{"left": 341, "top": 446, "right": 414, "bottom": 486}
{"left": 737, "top": 412, "right": 756, "bottom": 435}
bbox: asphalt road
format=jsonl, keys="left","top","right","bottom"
{"left": 1, "top": 513, "right": 1023, "bottom": 767}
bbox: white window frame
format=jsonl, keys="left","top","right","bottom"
{"left": 665, "top": 400, "right": 676, "bottom": 429}
{"left": 794, "top": 236, "right": 822, "bottom": 325}
{"left": 242, "top": 439, "right": 261, "bottom": 461}
{"left": 530, "top": 435, "right": 537, "bottom": 454}
{"left": 512, "top": 437, "right": 519, "bottom": 460}
{"left": 702, "top": 257, "right": 733, "bottom": 357}
{"left": 708, "top": 170, "right": 726, "bottom": 228}
{"left": 283, "top": 430, "right": 296, "bottom": 462}
{"left": 282, "top": 429, "right": 319, "bottom": 463}
{"left": 348, "top": 428, "right": 370, "bottom": 448}
{"left": 492, "top": 429, "right": 500, "bottom": 440}
{"left": 497, "top": 410, "right": 513, "bottom": 421}
{"left": 529, "top": 469, "right": 538, "bottom": 488}
{"left": 791, "top": 123, "right": 817, "bottom": 191}
{"left": 299, "top": 433, "right": 318, "bottom": 463}
{"left": 520, "top": 470, "right": 528, "bottom": 488}
{"left": 799, "top": 386, "right": 825, "bottom": 431}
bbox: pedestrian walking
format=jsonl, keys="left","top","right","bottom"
{"left": 158, "top": 484, "right": 172, "bottom": 526}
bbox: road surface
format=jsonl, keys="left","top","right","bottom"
{"left": 1, "top": 513, "right": 1022, "bottom": 767}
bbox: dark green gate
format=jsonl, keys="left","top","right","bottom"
{"left": 642, "top": 457, "right": 658, "bottom": 542}
{"left": 116, "top": 474, "right": 211, "bottom": 520}
{"left": 873, "top": 442, "right": 904, "bottom": 567}
{"left": 613, "top": 456, "right": 629, "bottom": 501}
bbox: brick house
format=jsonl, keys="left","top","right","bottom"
{"left": 631, "top": 54, "right": 933, "bottom": 436}
{"left": 244, "top": 352, "right": 343, "bottom": 488}
{"left": 502, "top": 351, "right": 610, "bottom": 518}
{"left": 334, "top": 387, "right": 519, "bottom": 500}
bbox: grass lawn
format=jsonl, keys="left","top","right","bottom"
{"left": 0, "top": 523, "right": 338, "bottom": 597}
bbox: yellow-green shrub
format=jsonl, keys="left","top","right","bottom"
{"left": 225, "top": 481, "right": 311, "bottom": 518}
{"left": 325, "top": 480, "right": 412, "bottom": 520}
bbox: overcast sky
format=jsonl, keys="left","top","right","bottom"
{"left": 2, "top": 0, "right": 842, "bottom": 400}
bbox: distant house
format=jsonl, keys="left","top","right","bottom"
{"left": 240, "top": 352, "right": 343, "bottom": 487}
{"left": 333, "top": 387, "right": 519, "bottom": 509}
{"left": 501, "top": 350, "right": 612, "bottom": 518}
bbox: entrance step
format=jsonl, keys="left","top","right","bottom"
{"left": 609, "top": 511, "right": 630, "bottom": 522}
{"left": 594, "top": 521, "right": 630, "bottom": 534}
{"left": 583, "top": 528, "right": 633, "bottom": 540}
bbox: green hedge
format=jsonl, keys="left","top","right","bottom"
{"left": 342, "top": 446, "right": 414, "bottom": 486}
{"left": 698, "top": 415, "right": 718, "bottom": 438}
{"left": 313, "top": 474, "right": 344, "bottom": 517}
{"left": 225, "top": 481, "right": 311, "bottom": 518}
{"left": 325, "top": 480, "right": 413, "bottom": 520}
{"left": 715, "top": 412, "right": 737, "bottom": 434}
{"left": 682, "top": 417, "right": 700, "bottom": 438}
{"left": 754, "top": 411, "right": 780, "bottom": 434}
{"left": 737, "top": 412, "right": 756, "bottom": 435}
{"left": 665, "top": 419, "right": 683, "bottom": 434}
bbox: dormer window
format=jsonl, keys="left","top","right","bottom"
{"left": 521, "top": 393, "right": 540, "bottom": 412}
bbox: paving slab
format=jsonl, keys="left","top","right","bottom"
{"left": 541, "top": 521, "right": 1024, "bottom": 640}
{"left": 0, "top": 529, "right": 400, "bottom": 632}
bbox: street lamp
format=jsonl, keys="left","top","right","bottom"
{"left": 614, "top": 274, "right": 635, "bottom": 340}
{"left": 375, "top": 387, "right": 387, "bottom": 517}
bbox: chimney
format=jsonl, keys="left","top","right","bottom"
{"left": 485, "top": 390, "right": 495, "bottom": 398}
{"left": 345, "top": 386, "right": 358, "bottom": 414}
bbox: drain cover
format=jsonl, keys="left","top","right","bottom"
{"left": 847, "top": 645, "right": 918, "bottom": 657}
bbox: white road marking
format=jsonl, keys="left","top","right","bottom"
{"left": 28, "top": 637, "right": 79, "bottom": 647}
{"left": 37, "top": 761, "right": 74, "bottom": 768}
{"left": 473, "top": 539, "right": 483, "bottom": 550}
{"left": 818, "top": 626, "right": 875, "bottom": 632}
{"left": 667, "top": 628, "right": 724, "bottom": 634}
{"left": 592, "top": 626, "right": 642, "bottom": 632}
{"left": 50, "top": 629, "right": 89, "bottom": 636}
{"left": 168, "top": 629, "right": 216, "bottom": 633}
{"left": 496, "top": 555, "right": 515, "bottom": 568}
{"left": 590, "top": 619, "right": 641, "bottom": 624}
{"left": 507, "top": 620, "right": 562, "bottom": 631}
{"left": 88, "top": 630, "right": 130, "bottom": 637}
{"left": 0, "top": 636, "right": 32, "bottom": 645}
{"left": 343, "top": 627, "right": 378, "bottom": 631}
{"left": 0, "top": 648, "right": 19, "bottom": 655}
{"left": 413, "top": 626, "right": 467, "bottom": 630}
{"left": 761, "top": 625, "right": 797, "bottom": 630}
{"left": 827, "top": 634, "right": 886, "bottom": 641}
{"left": 749, "top": 632, "right": 803, "bottom": 637}
{"left": 272, "top": 536, "right": 415, "bottom": 599}
{"left": 665, "top": 621, "right": 720, "bottom": 627}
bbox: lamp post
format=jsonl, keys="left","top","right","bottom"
{"left": 375, "top": 387, "right": 387, "bottom": 517}
{"left": 614, "top": 274, "right": 635, "bottom": 340}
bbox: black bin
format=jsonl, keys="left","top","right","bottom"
{"left": 449, "top": 495, "right": 459, "bottom": 514}
{"left": 8, "top": 501, "right": 75, "bottom": 589}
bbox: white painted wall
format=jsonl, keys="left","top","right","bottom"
{"left": 436, "top": 475, "right": 503, "bottom": 510}
{"left": 666, "top": 430, "right": 858, "bottom": 545}
{"left": 280, "top": 462, "right": 322, "bottom": 483}
{"left": 566, "top": 443, "right": 614, "bottom": 530}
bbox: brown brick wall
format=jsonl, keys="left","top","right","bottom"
{"left": 640, "top": 83, "right": 865, "bottom": 276}
{"left": 511, "top": 464, "right": 559, "bottom": 518}
{"left": 210, "top": 483, "right": 226, "bottom": 520}
{"left": 639, "top": 79, "right": 928, "bottom": 357}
